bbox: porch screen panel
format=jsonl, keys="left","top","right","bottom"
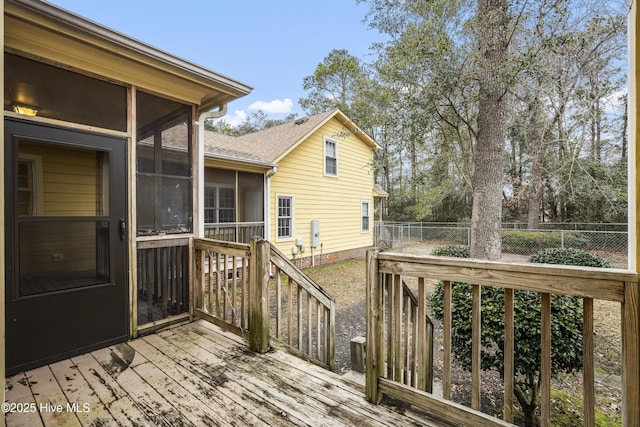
{"left": 15, "top": 139, "right": 110, "bottom": 296}
{"left": 238, "top": 171, "right": 265, "bottom": 242}
{"left": 238, "top": 172, "right": 264, "bottom": 222}
{"left": 203, "top": 167, "right": 236, "bottom": 241}
{"left": 136, "top": 92, "right": 192, "bottom": 235}
{"left": 203, "top": 168, "right": 265, "bottom": 243}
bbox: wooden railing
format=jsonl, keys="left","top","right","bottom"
{"left": 269, "top": 245, "right": 336, "bottom": 370}
{"left": 193, "top": 238, "right": 252, "bottom": 338}
{"left": 193, "top": 237, "right": 335, "bottom": 369}
{"left": 394, "top": 278, "right": 434, "bottom": 392}
{"left": 204, "top": 222, "right": 265, "bottom": 244}
{"left": 365, "top": 250, "right": 639, "bottom": 427}
{"left": 137, "top": 238, "right": 190, "bottom": 326}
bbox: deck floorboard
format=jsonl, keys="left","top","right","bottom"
{"left": 6, "top": 320, "right": 448, "bottom": 427}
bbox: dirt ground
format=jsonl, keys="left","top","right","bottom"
{"left": 301, "top": 251, "right": 623, "bottom": 425}
{"left": 302, "top": 258, "right": 367, "bottom": 373}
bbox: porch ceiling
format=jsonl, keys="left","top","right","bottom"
{"left": 4, "top": 0, "right": 252, "bottom": 113}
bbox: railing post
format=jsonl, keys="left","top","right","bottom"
{"left": 249, "top": 237, "right": 270, "bottom": 353}
{"left": 622, "top": 281, "right": 639, "bottom": 426}
{"left": 326, "top": 300, "right": 336, "bottom": 370}
{"left": 192, "top": 243, "right": 204, "bottom": 318}
{"left": 365, "top": 249, "right": 383, "bottom": 404}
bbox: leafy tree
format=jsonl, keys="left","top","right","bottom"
{"left": 206, "top": 111, "right": 297, "bottom": 136}
{"left": 299, "top": 48, "right": 407, "bottom": 219}
{"left": 357, "top": 0, "right": 627, "bottom": 226}
{"left": 299, "top": 49, "right": 368, "bottom": 117}
{"left": 430, "top": 245, "right": 612, "bottom": 426}
{"left": 359, "top": 0, "right": 478, "bottom": 221}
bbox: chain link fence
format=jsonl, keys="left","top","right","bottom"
{"left": 375, "top": 222, "right": 628, "bottom": 267}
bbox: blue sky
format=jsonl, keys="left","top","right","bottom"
{"left": 48, "top": 0, "right": 385, "bottom": 125}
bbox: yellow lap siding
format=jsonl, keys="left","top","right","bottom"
{"left": 20, "top": 141, "right": 100, "bottom": 216}
{"left": 270, "top": 117, "right": 374, "bottom": 257}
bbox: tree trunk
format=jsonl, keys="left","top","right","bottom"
{"left": 410, "top": 138, "right": 418, "bottom": 194}
{"left": 470, "top": 0, "right": 508, "bottom": 261}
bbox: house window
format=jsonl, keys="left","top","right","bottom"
{"left": 277, "top": 196, "right": 293, "bottom": 239}
{"left": 204, "top": 186, "right": 236, "bottom": 223}
{"left": 18, "top": 160, "right": 35, "bottom": 216}
{"left": 204, "top": 187, "right": 216, "bottom": 223}
{"left": 325, "top": 138, "right": 337, "bottom": 176}
{"left": 17, "top": 154, "right": 42, "bottom": 216}
{"left": 362, "top": 201, "right": 370, "bottom": 232}
{"left": 218, "top": 188, "right": 235, "bottom": 222}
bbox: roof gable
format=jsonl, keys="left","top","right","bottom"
{"left": 204, "top": 109, "right": 378, "bottom": 164}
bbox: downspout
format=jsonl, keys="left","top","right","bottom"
{"left": 196, "top": 104, "right": 228, "bottom": 237}
{"left": 265, "top": 166, "right": 278, "bottom": 241}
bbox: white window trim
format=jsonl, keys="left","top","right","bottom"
{"left": 18, "top": 153, "right": 44, "bottom": 216}
{"left": 323, "top": 136, "right": 338, "bottom": 177}
{"left": 361, "top": 200, "right": 371, "bottom": 233}
{"left": 276, "top": 194, "right": 295, "bottom": 242}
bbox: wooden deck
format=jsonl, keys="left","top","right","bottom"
{"left": 5, "top": 320, "right": 449, "bottom": 427}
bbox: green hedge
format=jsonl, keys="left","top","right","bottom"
{"left": 429, "top": 244, "right": 470, "bottom": 258}
{"left": 528, "top": 247, "right": 613, "bottom": 268}
{"left": 501, "top": 230, "right": 589, "bottom": 255}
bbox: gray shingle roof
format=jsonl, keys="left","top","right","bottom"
{"left": 204, "top": 109, "right": 372, "bottom": 165}
{"left": 203, "top": 132, "right": 271, "bottom": 165}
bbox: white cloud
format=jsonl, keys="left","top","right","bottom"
{"left": 248, "top": 98, "right": 294, "bottom": 114}
{"left": 222, "top": 110, "right": 248, "bottom": 126}
{"left": 601, "top": 89, "right": 627, "bottom": 115}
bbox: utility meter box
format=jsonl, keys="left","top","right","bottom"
{"left": 310, "top": 220, "right": 320, "bottom": 248}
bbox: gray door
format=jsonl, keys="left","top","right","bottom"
{"left": 5, "top": 119, "right": 129, "bottom": 375}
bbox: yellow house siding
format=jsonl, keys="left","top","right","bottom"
{"left": 20, "top": 142, "right": 99, "bottom": 216}
{"left": 270, "top": 117, "right": 374, "bottom": 257}
{"left": 17, "top": 142, "right": 102, "bottom": 278}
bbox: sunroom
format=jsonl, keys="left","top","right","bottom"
{"left": 3, "top": 0, "right": 251, "bottom": 374}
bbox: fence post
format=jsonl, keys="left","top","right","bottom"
{"left": 365, "top": 248, "right": 383, "bottom": 404}
{"left": 249, "top": 237, "right": 270, "bottom": 353}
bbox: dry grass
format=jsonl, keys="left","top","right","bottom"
{"left": 302, "top": 258, "right": 367, "bottom": 373}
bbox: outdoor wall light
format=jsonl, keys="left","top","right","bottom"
{"left": 12, "top": 103, "right": 39, "bottom": 116}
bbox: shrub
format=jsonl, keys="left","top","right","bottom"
{"left": 430, "top": 246, "right": 612, "bottom": 426}
{"left": 501, "top": 230, "right": 589, "bottom": 255}
{"left": 528, "top": 247, "right": 613, "bottom": 268}
{"left": 429, "top": 244, "right": 471, "bottom": 258}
